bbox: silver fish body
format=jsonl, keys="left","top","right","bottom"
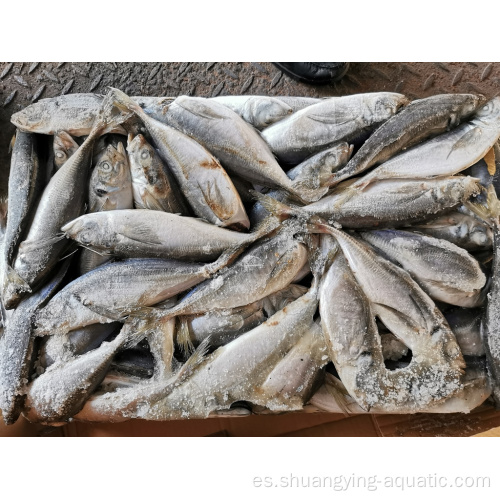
{"left": 261, "top": 92, "right": 408, "bottom": 164}
{"left": 409, "top": 210, "right": 493, "bottom": 251}
{"left": 2, "top": 131, "right": 46, "bottom": 307}
{"left": 303, "top": 176, "right": 481, "bottom": 228}
{"left": 360, "top": 229, "right": 486, "bottom": 307}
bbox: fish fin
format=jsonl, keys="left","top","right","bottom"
{"left": 54, "top": 130, "right": 79, "bottom": 150}
{"left": 175, "top": 336, "right": 210, "bottom": 382}
{"left": 141, "top": 188, "right": 167, "bottom": 212}
{"left": 18, "top": 233, "right": 67, "bottom": 253}
{"left": 175, "top": 98, "right": 227, "bottom": 120}
{"left": 252, "top": 214, "right": 281, "bottom": 241}
{"left": 465, "top": 184, "right": 500, "bottom": 222}
{"left": 118, "top": 226, "right": 164, "bottom": 246}
{"left": 105, "top": 87, "right": 141, "bottom": 123}
{"left": 250, "top": 190, "right": 301, "bottom": 220}
{"left": 290, "top": 179, "right": 329, "bottom": 203}
{"left": 58, "top": 246, "right": 79, "bottom": 262}
{"left": 484, "top": 147, "right": 496, "bottom": 176}
{"left": 324, "top": 374, "right": 352, "bottom": 416}
{"left": 8, "top": 133, "right": 16, "bottom": 154}
{"left": 447, "top": 127, "right": 483, "bottom": 159}
{"left": 121, "top": 317, "right": 159, "bottom": 350}
{"left": 176, "top": 317, "right": 194, "bottom": 355}
{"left": 268, "top": 247, "right": 297, "bottom": 281}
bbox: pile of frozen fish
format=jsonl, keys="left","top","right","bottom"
{"left": 1, "top": 88, "right": 500, "bottom": 426}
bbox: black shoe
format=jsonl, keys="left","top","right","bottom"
{"left": 273, "top": 62, "right": 350, "bottom": 85}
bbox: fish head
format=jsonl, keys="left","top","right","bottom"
{"left": 127, "top": 134, "right": 155, "bottom": 178}
{"left": 62, "top": 216, "right": 112, "bottom": 248}
{"left": 11, "top": 104, "right": 50, "bottom": 132}
{"left": 364, "top": 93, "right": 409, "bottom": 123}
{"left": 246, "top": 97, "right": 293, "bottom": 128}
{"left": 90, "top": 143, "right": 131, "bottom": 199}
{"left": 456, "top": 94, "right": 487, "bottom": 119}
{"left": 474, "top": 96, "right": 500, "bottom": 125}
{"left": 53, "top": 131, "right": 79, "bottom": 169}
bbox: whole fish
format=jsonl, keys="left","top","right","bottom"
{"left": 211, "top": 95, "right": 293, "bottom": 129}
{"left": 444, "top": 308, "right": 484, "bottom": 357}
{"left": 34, "top": 249, "right": 238, "bottom": 337}
{"left": 127, "top": 133, "right": 187, "bottom": 214}
{"left": 482, "top": 220, "right": 500, "bottom": 406}
{"left": 145, "top": 221, "right": 308, "bottom": 326}
{"left": 319, "top": 244, "right": 465, "bottom": 412}
{"left": 110, "top": 91, "right": 250, "bottom": 229}
{"left": 0, "top": 261, "right": 69, "bottom": 425}
{"left": 11, "top": 93, "right": 128, "bottom": 136}
{"left": 409, "top": 210, "right": 493, "bottom": 251}
{"left": 53, "top": 131, "right": 79, "bottom": 170}
{"left": 286, "top": 143, "right": 352, "bottom": 189}
{"left": 80, "top": 140, "right": 135, "bottom": 274}
{"left": 1, "top": 131, "right": 46, "bottom": 308}
{"left": 122, "top": 91, "right": 325, "bottom": 203}
{"left": 62, "top": 210, "right": 278, "bottom": 262}
{"left": 328, "top": 94, "right": 484, "bottom": 186}
{"left": 349, "top": 96, "right": 500, "bottom": 190}
{"left": 360, "top": 229, "right": 486, "bottom": 307}
{"left": 10, "top": 95, "right": 126, "bottom": 303}
{"left": 24, "top": 316, "right": 150, "bottom": 423}
{"left": 257, "top": 176, "right": 481, "bottom": 229}
{"left": 261, "top": 92, "right": 409, "bottom": 164}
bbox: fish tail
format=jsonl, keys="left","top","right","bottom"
{"left": 250, "top": 190, "right": 301, "bottom": 220}
{"left": 121, "top": 317, "right": 157, "bottom": 350}
{"left": 251, "top": 214, "right": 281, "bottom": 241}
{"left": 290, "top": 180, "right": 328, "bottom": 203}
{"left": 324, "top": 374, "right": 352, "bottom": 417}
{"left": 174, "top": 336, "right": 210, "bottom": 384}
{"left": 176, "top": 317, "right": 194, "bottom": 355}
{"left": 2, "top": 264, "right": 31, "bottom": 299}
{"left": 106, "top": 87, "right": 142, "bottom": 117}
{"left": 465, "top": 184, "right": 500, "bottom": 223}
{"left": 8, "top": 133, "right": 16, "bottom": 154}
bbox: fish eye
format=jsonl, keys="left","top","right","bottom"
{"left": 140, "top": 150, "right": 150, "bottom": 160}
{"left": 55, "top": 152, "right": 65, "bottom": 159}
{"left": 100, "top": 161, "right": 112, "bottom": 171}
{"left": 79, "top": 231, "right": 92, "bottom": 245}
{"left": 96, "top": 188, "right": 108, "bottom": 197}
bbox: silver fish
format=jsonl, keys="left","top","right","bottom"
{"left": 11, "top": 93, "right": 128, "bottom": 136}
{"left": 0, "top": 261, "right": 69, "bottom": 424}
{"left": 211, "top": 95, "right": 293, "bottom": 129}
{"left": 360, "top": 229, "right": 486, "bottom": 307}
{"left": 62, "top": 209, "right": 277, "bottom": 262}
{"left": 80, "top": 141, "right": 135, "bottom": 275}
{"left": 328, "top": 94, "right": 484, "bottom": 186}
{"left": 53, "top": 131, "right": 79, "bottom": 170}
{"left": 261, "top": 92, "right": 408, "bottom": 164}
{"left": 1, "top": 131, "right": 46, "bottom": 308}
{"left": 126, "top": 133, "right": 187, "bottom": 214}
{"left": 319, "top": 241, "right": 465, "bottom": 412}
{"left": 350, "top": 97, "right": 500, "bottom": 190}
{"left": 257, "top": 176, "right": 481, "bottom": 229}
{"left": 409, "top": 211, "right": 493, "bottom": 251}
{"left": 147, "top": 221, "right": 308, "bottom": 324}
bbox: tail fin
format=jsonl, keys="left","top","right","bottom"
{"left": 290, "top": 179, "right": 328, "bottom": 203}
{"left": 465, "top": 184, "right": 500, "bottom": 223}
{"left": 2, "top": 265, "right": 32, "bottom": 309}
{"left": 176, "top": 317, "right": 194, "bottom": 355}
{"left": 174, "top": 336, "right": 211, "bottom": 384}
{"left": 250, "top": 190, "right": 302, "bottom": 220}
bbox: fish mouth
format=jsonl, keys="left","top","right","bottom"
{"left": 10, "top": 111, "right": 28, "bottom": 128}
{"left": 126, "top": 133, "right": 146, "bottom": 152}
{"left": 61, "top": 218, "right": 84, "bottom": 238}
